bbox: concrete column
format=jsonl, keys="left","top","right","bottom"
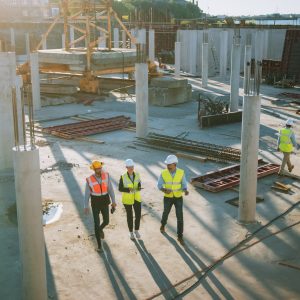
{"left": 263, "top": 30, "right": 269, "bottom": 59}
{"left": 219, "top": 30, "right": 228, "bottom": 78}
{"left": 41, "top": 34, "right": 47, "bottom": 50}
{"left": 70, "top": 26, "right": 75, "bottom": 46}
{"left": 30, "top": 53, "right": 41, "bottom": 110}
{"left": 135, "top": 61, "right": 148, "bottom": 138}
{"left": 243, "top": 34, "right": 252, "bottom": 92}
{"left": 202, "top": 31, "right": 209, "bottom": 88}
{"left": 16, "top": 76, "right": 24, "bottom": 145}
{"left": 175, "top": 42, "right": 181, "bottom": 78}
{"left": 98, "top": 31, "right": 106, "bottom": 48}
{"left": 137, "top": 29, "right": 146, "bottom": 44}
{"left": 62, "top": 34, "right": 65, "bottom": 49}
{"left": 10, "top": 28, "right": 16, "bottom": 52}
{"left": 229, "top": 34, "right": 241, "bottom": 112}
{"left": 113, "top": 28, "right": 119, "bottom": 48}
{"left": 13, "top": 146, "right": 47, "bottom": 300}
{"left": 122, "top": 30, "right": 126, "bottom": 48}
{"left": 255, "top": 30, "right": 263, "bottom": 62}
{"left": 189, "top": 31, "right": 197, "bottom": 74}
{"left": 148, "top": 29, "right": 155, "bottom": 62}
{"left": 0, "top": 53, "right": 16, "bottom": 171}
{"left": 131, "top": 28, "right": 137, "bottom": 49}
{"left": 238, "top": 95, "right": 261, "bottom": 223}
{"left": 25, "top": 33, "right": 30, "bottom": 59}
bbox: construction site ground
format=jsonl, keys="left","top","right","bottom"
{"left": 1, "top": 76, "right": 300, "bottom": 300}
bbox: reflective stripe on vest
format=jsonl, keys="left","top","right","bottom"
{"left": 86, "top": 173, "right": 108, "bottom": 197}
{"left": 122, "top": 172, "right": 141, "bottom": 205}
{"left": 161, "top": 168, "right": 184, "bottom": 198}
{"left": 279, "top": 128, "right": 293, "bottom": 153}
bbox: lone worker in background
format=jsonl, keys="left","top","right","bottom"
{"left": 278, "top": 119, "right": 299, "bottom": 174}
{"left": 84, "top": 160, "right": 116, "bottom": 252}
{"left": 158, "top": 155, "right": 189, "bottom": 246}
{"left": 119, "top": 159, "right": 142, "bottom": 240}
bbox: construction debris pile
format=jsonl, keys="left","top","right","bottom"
{"left": 42, "top": 115, "right": 135, "bottom": 139}
{"left": 135, "top": 132, "right": 241, "bottom": 162}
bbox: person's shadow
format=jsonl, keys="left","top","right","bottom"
{"left": 134, "top": 239, "right": 181, "bottom": 299}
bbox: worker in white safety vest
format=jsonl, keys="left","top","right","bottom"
{"left": 277, "top": 119, "right": 299, "bottom": 175}
{"left": 157, "top": 154, "right": 189, "bottom": 246}
{"left": 118, "top": 159, "right": 142, "bottom": 240}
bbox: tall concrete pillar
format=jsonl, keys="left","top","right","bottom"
{"left": 41, "top": 34, "right": 47, "bottom": 50}
{"left": 135, "top": 45, "right": 148, "bottom": 138}
{"left": 255, "top": 30, "right": 263, "bottom": 62}
{"left": 30, "top": 53, "right": 41, "bottom": 110}
{"left": 10, "top": 28, "right": 16, "bottom": 52}
{"left": 16, "top": 76, "right": 24, "bottom": 145}
{"left": 219, "top": 30, "right": 228, "bottom": 78}
{"left": 229, "top": 31, "right": 241, "bottom": 112}
{"left": 202, "top": 31, "right": 209, "bottom": 88}
{"left": 243, "top": 34, "right": 252, "bottom": 92}
{"left": 13, "top": 146, "right": 47, "bottom": 300}
{"left": 98, "top": 31, "right": 106, "bottom": 48}
{"left": 189, "top": 30, "right": 197, "bottom": 74}
{"left": 70, "top": 26, "right": 75, "bottom": 46}
{"left": 148, "top": 29, "right": 155, "bottom": 62}
{"left": 0, "top": 53, "right": 16, "bottom": 171}
{"left": 175, "top": 42, "right": 181, "bottom": 78}
{"left": 122, "top": 30, "right": 126, "bottom": 48}
{"left": 137, "top": 29, "right": 146, "bottom": 44}
{"left": 131, "top": 28, "right": 137, "bottom": 49}
{"left": 113, "top": 28, "right": 119, "bottom": 48}
{"left": 62, "top": 33, "right": 65, "bottom": 49}
{"left": 263, "top": 30, "right": 269, "bottom": 59}
{"left": 239, "top": 61, "right": 262, "bottom": 223}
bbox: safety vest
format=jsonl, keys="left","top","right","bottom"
{"left": 86, "top": 173, "right": 108, "bottom": 197}
{"left": 121, "top": 172, "right": 141, "bottom": 205}
{"left": 161, "top": 168, "right": 184, "bottom": 198}
{"left": 279, "top": 128, "right": 293, "bottom": 153}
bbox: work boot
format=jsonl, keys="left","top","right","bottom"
{"left": 288, "top": 165, "right": 294, "bottom": 172}
{"left": 96, "top": 247, "right": 103, "bottom": 253}
{"left": 129, "top": 232, "right": 135, "bottom": 240}
{"left": 160, "top": 225, "right": 165, "bottom": 233}
{"left": 177, "top": 237, "right": 185, "bottom": 246}
{"left": 100, "top": 230, "right": 105, "bottom": 239}
{"left": 134, "top": 230, "right": 141, "bottom": 239}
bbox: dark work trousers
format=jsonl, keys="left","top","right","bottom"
{"left": 123, "top": 200, "right": 142, "bottom": 232}
{"left": 91, "top": 195, "right": 110, "bottom": 248}
{"left": 161, "top": 196, "right": 183, "bottom": 238}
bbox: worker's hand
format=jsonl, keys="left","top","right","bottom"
{"left": 277, "top": 147, "right": 280, "bottom": 151}
{"left": 111, "top": 202, "right": 117, "bottom": 208}
{"left": 84, "top": 207, "right": 90, "bottom": 215}
{"left": 163, "top": 188, "right": 172, "bottom": 194}
{"left": 184, "top": 190, "right": 189, "bottom": 196}
{"left": 129, "top": 188, "right": 134, "bottom": 193}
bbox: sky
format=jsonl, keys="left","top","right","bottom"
{"left": 198, "top": 0, "right": 300, "bottom": 16}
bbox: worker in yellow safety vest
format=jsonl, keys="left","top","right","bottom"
{"left": 84, "top": 160, "right": 116, "bottom": 252}
{"left": 118, "top": 159, "right": 142, "bottom": 240}
{"left": 157, "top": 155, "right": 189, "bottom": 246}
{"left": 277, "top": 119, "right": 299, "bottom": 174}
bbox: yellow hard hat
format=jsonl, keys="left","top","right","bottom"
{"left": 90, "top": 160, "right": 104, "bottom": 170}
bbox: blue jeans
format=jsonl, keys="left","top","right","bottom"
{"left": 161, "top": 196, "right": 183, "bottom": 238}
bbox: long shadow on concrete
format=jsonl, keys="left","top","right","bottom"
{"left": 133, "top": 239, "right": 179, "bottom": 299}
{"left": 102, "top": 242, "right": 137, "bottom": 300}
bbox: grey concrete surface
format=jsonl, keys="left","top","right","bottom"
{"left": 0, "top": 76, "right": 299, "bottom": 300}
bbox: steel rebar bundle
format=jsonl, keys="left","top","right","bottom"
{"left": 135, "top": 133, "right": 241, "bottom": 162}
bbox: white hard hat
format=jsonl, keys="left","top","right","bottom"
{"left": 125, "top": 159, "right": 134, "bottom": 167}
{"left": 164, "top": 154, "right": 178, "bottom": 165}
{"left": 286, "top": 119, "right": 294, "bottom": 126}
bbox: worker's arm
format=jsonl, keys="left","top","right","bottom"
{"left": 290, "top": 132, "right": 299, "bottom": 149}
{"left": 157, "top": 174, "right": 171, "bottom": 193}
{"left": 182, "top": 174, "right": 189, "bottom": 195}
{"left": 118, "top": 176, "right": 131, "bottom": 193}
{"left": 107, "top": 175, "right": 116, "bottom": 206}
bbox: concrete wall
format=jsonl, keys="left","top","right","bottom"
{"left": 177, "top": 28, "right": 287, "bottom": 76}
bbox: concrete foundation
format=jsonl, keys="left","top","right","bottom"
{"left": 13, "top": 146, "right": 47, "bottom": 300}
{"left": 0, "top": 52, "right": 16, "bottom": 171}
{"left": 239, "top": 95, "right": 261, "bottom": 223}
{"left": 30, "top": 52, "right": 41, "bottom": 110}
{"left": 135, "top": 63, "right": 148, "bottom": 138}
{"left": 149, "top": 77, "right": 192, "bottom": 106}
